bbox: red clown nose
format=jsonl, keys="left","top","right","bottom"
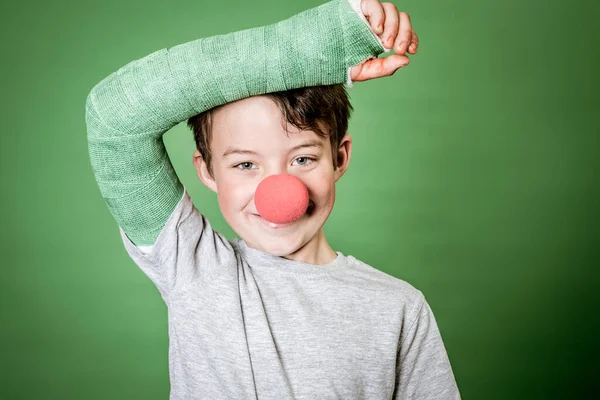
{"left": 255, "top": 174, "right": 309, "bottom": 224}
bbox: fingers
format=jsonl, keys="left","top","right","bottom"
{"left": 362, "top": 1, "right": 418, "bottom": 55}
{"left": 350, "top": 54, "right": 410, "bottom": 82}
{"left": 394, "top": 11, "right": 413, "bottom": 55}
{"left": 361, "top": 0, "right": 385, "bottom": 34}
{"left": 408, "top": 28, "right": 419, "bottom": 54}
{"left": 380, "top": 3, "right": 399, "bottom": 50}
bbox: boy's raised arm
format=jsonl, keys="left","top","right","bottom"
{"left": 85, "top": 0, "right": 384, "bottom": 246}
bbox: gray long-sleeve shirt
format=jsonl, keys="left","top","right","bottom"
{"left": 119, "top": 187, "right": 460, "bottom": 399}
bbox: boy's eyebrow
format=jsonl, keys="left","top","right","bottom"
{"left": 222, "top": 148, "right": 258, "bottom": 158}
{"left": 288, "top": 140, "right": 323, "bottom": 152}
{"left": 222, "top": 140, "right": 323, "bottom": 158}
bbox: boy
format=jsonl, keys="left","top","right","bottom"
{"left": 85, "top": 0, "right": 460, "bottom": 398}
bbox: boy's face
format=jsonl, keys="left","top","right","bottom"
{"left": 193, "top": 95, "right": 352, "bottom": 259}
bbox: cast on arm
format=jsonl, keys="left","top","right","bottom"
{"left": 84, "top": 0, "right": 385, "bottom": 247}
{"left": 393, "top": 292, "right": 461, "bottom": 399}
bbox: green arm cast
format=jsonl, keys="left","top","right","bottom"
{"left": 85, "top": 0, "right": 385, "bottom": 246}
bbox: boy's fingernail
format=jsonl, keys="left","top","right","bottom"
{"left": 376, "top": 25, "right": 382, "bottom": 33}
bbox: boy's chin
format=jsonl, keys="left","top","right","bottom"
{"left": 237, "top": 225, "right": 311, "bottom": 258}
{"left": 250, "top": 237, "right": 305, "bottom": 258}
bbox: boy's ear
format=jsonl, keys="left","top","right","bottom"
{"left": 193, "top": 150, "right": 218, "bottom": 193}
{"left": 333, "top": 133, "right": 353, "bottom": 182}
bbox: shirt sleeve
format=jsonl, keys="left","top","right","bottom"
{"left": 393, "top": 292, "right": 461, "bottom": 399}
{"left": 118, "top": 185, "right": 237, "bottom": 297}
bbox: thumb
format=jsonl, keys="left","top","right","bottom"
{"left": 350, "top": 55, "right": 410, "bottom": 82}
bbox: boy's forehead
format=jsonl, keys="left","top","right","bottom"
{"left": 214, "top": 96, "right": 289, "bottom": 132}
{"left": 211, "top": 96, "right": 326, "bottom": 154}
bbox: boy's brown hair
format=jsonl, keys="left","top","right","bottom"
{"left": 187, "top": 84, "right": 353, "bottom": 179}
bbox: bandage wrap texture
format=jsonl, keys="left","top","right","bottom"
{"left": 85, "top": 0, "right": 385, "bottom": 245}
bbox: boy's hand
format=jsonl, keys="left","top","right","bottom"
{"left": 350, "top": 0, "right": 418, "bottom": 82}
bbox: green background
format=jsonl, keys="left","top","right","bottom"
{"left": 1, "top": 0, "right": 598, "bottom": 398}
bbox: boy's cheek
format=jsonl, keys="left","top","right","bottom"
{"left": 218, "top": 178, "right": 256, "bottom": 210}
{"left": 304, "top": 168, "right": 335, "bottom": 197}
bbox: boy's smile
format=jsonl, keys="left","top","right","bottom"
{"left": 193, "top": 95, "right": 352, "bottom": 265}
{"left": 253, "top": 199, "right": 315, "bottom": 230}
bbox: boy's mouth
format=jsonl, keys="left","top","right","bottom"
{"left": 251, "top": 214, "right": 294, "bottom": 229}
{"left": 251, "top": 200, "right": 315, "bottom": 229}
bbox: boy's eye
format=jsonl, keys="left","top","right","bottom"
{"left": 235, "top": 162, "right": 256, "bottom": 170}
{"left": 293, "top": 157, "right": 316, "bottom": 166}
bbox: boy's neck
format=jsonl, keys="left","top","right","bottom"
{"left": 282, "top": 228, "right": 337, "bottom": 265}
